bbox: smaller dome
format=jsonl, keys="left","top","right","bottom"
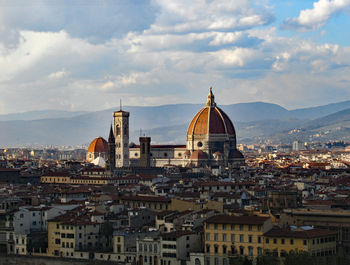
{"left": 129, "top": 142, "right": 137, "bottom": 148}
{"left": 190, "top": 150, "right": 208, "bottom": 160}
{"left": 229, "top": 149, "right": 244, "bottom": 159}
{"left": 88, "top": 137, "right": 108, "bottom": 153}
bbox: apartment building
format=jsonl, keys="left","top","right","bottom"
{"left": 204, "top": 215, "right": 272, "bottom": 264}
{"left": 264, "top": 226, "right": 337, "bottom": 257}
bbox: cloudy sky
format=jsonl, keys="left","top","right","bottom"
{"left": 0, "top": 0, "right": 350, "bottom": 114}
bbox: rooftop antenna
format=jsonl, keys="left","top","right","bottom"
{"left": 120, "top": 99, "right": 122, "bottom": 111}
{"left": 140, "top": 128, "right": 142, "bottom": 137}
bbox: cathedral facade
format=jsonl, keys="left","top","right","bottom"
{"left": 98, "top": 87, "right": 245, "bottom": 169}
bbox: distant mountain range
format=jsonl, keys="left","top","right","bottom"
{"left": 0, "top": 110, "right": 88, "bottom": 121}
{"left": 2, "top": 100, "right": 350, "bottom": 147}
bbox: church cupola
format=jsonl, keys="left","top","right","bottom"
{"left": 206, "top": 86, "right": 216, "bottom": 107}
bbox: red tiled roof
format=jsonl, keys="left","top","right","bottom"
{"left": 205, "top": 215, "right": 269, "bottom": 225}
{"left": 264, "top": 227, "right": 337, "bottom": 238}
{"left": 121, "top": 195, "right": 171, "bottom": 203}
{"left": 0, "top": 168, "right": 20, "bottom": 172}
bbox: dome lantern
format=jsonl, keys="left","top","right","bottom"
{"left": 206, "top": 86, "right": 216, "bottom": 107}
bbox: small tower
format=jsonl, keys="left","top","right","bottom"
{"left": 107, "top": 124, "right": 115, "bottom": 171}
{"left": 139, "top": 137, "right": 151, "bottom": 167}
{"left": 113, "top": 110, "right": 130, "bottom": 167}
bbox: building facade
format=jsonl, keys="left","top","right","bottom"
{"left": 204, "top": 215, "right": 272, "bottom": 264}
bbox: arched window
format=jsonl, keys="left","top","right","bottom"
{"left": 116, "top": 125, "right": 120, "bottom": 135}
{"left": 222, "top": 245, "right": 227, "bottom": 254}
{"left": 240, "top": 246, "right": 244, "bottom": 255}
{"left": 257, "top": 247, "right": 262, "bottom": 256}
{"left": 195, "top": 258, "right": 201, "bottom": 265}
{"left": 206, "top": 245, "right": 210, "bottom": 253}
{"left": 248, "top": 246, "right": 253, "bottom": 256}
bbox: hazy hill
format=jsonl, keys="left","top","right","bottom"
{"left": 0, "top": 110, "right": 87, "bottom": 121}
{"left": 289, "top": 100, "right": 350, "bottom": 120}
{"left": 304, "top": 108, "right": 350, "bottom": 130}
{"left": 267, "top": 108, "right": 350, "bottom": 144}
{"left": 2, "top": 101, "right": 350, "bottom": 147}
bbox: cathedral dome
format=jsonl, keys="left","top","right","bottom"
{"left": 187, "top": 87, "right": 236, "bottom": 136}
{"left": 186, "top": 87, "right": 240, "bottom": 166}
{"left": 88, "top": 137, "right": 108, "bottom": 153}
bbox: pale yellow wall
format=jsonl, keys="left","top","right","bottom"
{"left": 47, "top": 221, "right": 61, "bottom": 257}
{"left": 204, "top": 222, "right": 266, "bottom": 257}
{"left": 264, "top": 235, "right": 336, "bottom": 256}
{"left": 41, "top": 176, "right": 71, "bottom": 184}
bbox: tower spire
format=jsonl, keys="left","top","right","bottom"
{"left": 107, "top": 123, "right": 116, "bottom": 171}
{"left": 108, "top": 124, "right": 115, "bottom": 142}
{"left": 206, "top": 86, "right": 216, "bottom": 107}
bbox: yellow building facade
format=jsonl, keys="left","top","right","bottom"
{"left": 204, "top": 215, "right": 272, "bottom": 260}
{"left": 47, "top": 219, "right": 78, "bottom": 258}
{"left": 204, "top": 215, "right": 337, "bottom": 264}
{"left": 41, "top": 174, "right": 71, "bottom": 184}
{"left": 47, "top": 220, "right": 63, "bottom": 257}
{"left": 47, "top": 215, "right": 102, "bottom": 258}
{"left": 263, "top": 227, "right": 337, "bottom": 257}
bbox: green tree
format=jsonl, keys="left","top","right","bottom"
{"left": 242, "top": 256, "right": 253, "bottom": 265}
{"left": 256, "top": 255, "right": 279, "bottom": 265}
{"left": 284, "top": 252, "right": 314, "bottom": 265}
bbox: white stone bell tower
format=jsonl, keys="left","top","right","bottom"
{"left": 113, "top": 110, "right": 130, "bottom": 167}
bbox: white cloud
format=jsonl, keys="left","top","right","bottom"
{"left": 101, "top": 81, "right": 115, "bottom": 90}
{"left": 48, "top": 69, "right": 68, "bottom": 79}
{"left": 272, "top": 52, "right": 291, "bottom": 71}
{"left": 283, "top": 0, "right": 350, "bottom": 31}
{"left": 0, "top": 0, "right": 349, "bottom": 115}
{"left": 100, "top": 72, "right": 160, "bottom": 92}
{"left": 0, "top": 30, "right": 114, "bottom": 82}
{"left": 149, "top": 0, "right": 274, "bottom": 33}
{"left": 215, "top": 48, "right": 257, "bottom": 66}
{"left": 0, "top": 0, "right": 158, "bottom": 45}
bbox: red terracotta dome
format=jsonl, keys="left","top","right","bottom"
{"left": 88, "top": 137, "right": 108, "bottom": 153}
{"left": 187, "top": 88, "right": 235, "bottom": 136}
{"left": 190, "top": 150, "right": 208, "bottom": 160}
